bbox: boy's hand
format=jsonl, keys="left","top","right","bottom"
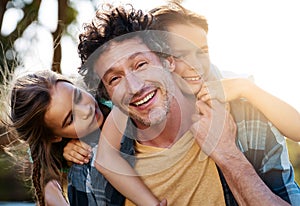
{"left": 197, "top": 78, "right": 253, "bottom": 103}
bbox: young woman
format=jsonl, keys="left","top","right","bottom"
{"left": 6, "top": 70, "right": 130, "bottom": 205}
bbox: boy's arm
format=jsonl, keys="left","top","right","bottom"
{"left": 94, "top": 107, "right": 161, "bottom": 206}
{"left": 199, "top": 78, "right": 300, "bottom": 141}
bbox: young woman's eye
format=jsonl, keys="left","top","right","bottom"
{"left": 67, "top": 115, "right": 74, "bottom": 126}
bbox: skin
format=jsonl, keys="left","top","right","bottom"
{"left": 199, "top": 78, "right": 300, "bottom": 141}
{"left": 167, "top": 23, "right": 290, "bottom": 205}
{"left": 168, "top": 24, "right": 218, "bottom": 95}
{"left": 44, "top": 81, "right": 103, "bottom": 139}
{"left": 64, "top": 25, "right": 294, "bottom": 205}
{"left": 94, "top": 37, "right": 195, "bottom": 205}
{"left": 64, "top": 20, "right": 296, "bottom": 206}
{"left": 43, "top": 82, "right": 103, "bottom": 206}
{"left": 168, "top": 23, "right": 300, "bottom": 142}
{"left": 45, "top": 180, "right": 69, "bottom": 206}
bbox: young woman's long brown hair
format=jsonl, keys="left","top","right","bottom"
{"left": 9, "top": 70, "right": 71, "bottom": 205}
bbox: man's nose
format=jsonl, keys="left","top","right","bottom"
{"left": 74, "top": 104, "right": 92, "bottom": 120}
{"left": 125, "top": 72, "right": 144, "bottom": 94}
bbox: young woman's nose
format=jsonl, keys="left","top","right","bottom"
{"left": 74, "top": 104, "right": 92, "bottom": 120}
{"left": 125, "top": 72, "right": 144, "bottom": 94}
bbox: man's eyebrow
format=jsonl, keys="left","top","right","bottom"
{"left": 128, "top": 52, "right": 145, "bottom": 60}
{"left": 62, "top": 111, "right": 72, "bottom": 128}
{"left": 102, "top": 51, "right": 148, "bottom": 80}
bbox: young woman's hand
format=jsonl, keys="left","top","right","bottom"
{"left": 63, "top": 139, "right": 92, "bottom": 164}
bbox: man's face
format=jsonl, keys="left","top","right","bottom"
{"left": 94, "top": 37, "right": 175, "bottom": 128}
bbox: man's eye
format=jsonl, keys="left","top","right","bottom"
{"left": 136, "top": 61, "right": 147, "bottom": 69}
{"left": 109, "top": 76, "right": 120, "bottom": 85}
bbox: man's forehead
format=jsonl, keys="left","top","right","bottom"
{"left": 94, "top": 38, "right": 152, "bottom": 77}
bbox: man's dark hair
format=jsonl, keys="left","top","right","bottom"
{"left": 77, "top": 4, "right": 155, "bottom": 99}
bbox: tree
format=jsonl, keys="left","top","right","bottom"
{"left": 0, "top": 0, "right": 77, "bottom": 82}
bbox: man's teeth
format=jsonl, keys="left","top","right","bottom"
{"left": 134, "top": 91, "right": 155, "bottom": 106}
{"left": 183, "top": 76, "right": 201, "bottom": 81}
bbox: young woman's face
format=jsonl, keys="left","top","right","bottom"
{"left": 44, "top": 81, "right": 103, "bottom": 139}
{"left": 167, "top": 24, "right": 216, "bottom": 95}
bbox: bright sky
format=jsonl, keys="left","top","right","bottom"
{"left": 2, "top": 0, "right": 300, "bottom": 111}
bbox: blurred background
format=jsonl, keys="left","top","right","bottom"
{"left": 1, "top": 0, "right": 299, "bottom": 204}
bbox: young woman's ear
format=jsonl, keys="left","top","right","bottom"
{"left": 52, "top": 136, "right": 63, "bottom": 143}
{"left": 166, "top": 56, "right": 176, "bottom": 72}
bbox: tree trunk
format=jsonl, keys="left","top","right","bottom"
{"left": 51, "top": 0, "right": 68, "bottom": 74}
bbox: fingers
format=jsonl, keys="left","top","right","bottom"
{"left": 195, "top": 100, "right": 211, "bottom": 116}
{"left": 63, "top": 139, "right": 92, "bottom": 165}
{"left": 157, "top": 199, "right": 167, "bottom": 206}
{"left": 197, "top": 83, "right": 209, "bottom": 100}
{"left": 198, "top": 81, "right": 226, "bottom": 103}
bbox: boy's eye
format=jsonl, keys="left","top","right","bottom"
{"left": 197, "top": 48, "right": 209, "bottom": 56}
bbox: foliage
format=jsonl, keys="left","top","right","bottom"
{"left": 0, "top": 0, "right": 78, "bottom": 83}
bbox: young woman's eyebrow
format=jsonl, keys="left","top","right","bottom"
{"left": 73, "top": 88, "right": 82, "bottom": 104}
{"left": 62, "top": 111, "right": 72, "bottom": 128}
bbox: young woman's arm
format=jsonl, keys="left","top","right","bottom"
{"left": 94, "top": 107, "right": 165, "bottom": 206}
{"left": 198, "top": 78, "right": 300, "bottom": 141}
{"left": 45, "top": 180, "right": 69, "bottom": 206}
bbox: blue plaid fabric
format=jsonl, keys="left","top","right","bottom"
{"left": 67, "top": 122, "right": 135, "bottom": 206}
{"left": 229, "top": 99, "right": 300, "bottom": 205}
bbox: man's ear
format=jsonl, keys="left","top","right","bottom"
{"left": 52, "top": 136, "right": 63, "bottom": 143}
{"left": 166, "top": 56, "right": 175, "bottom": 72}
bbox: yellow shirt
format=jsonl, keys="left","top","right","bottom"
{"left": 125, "top": 131, "right": 225, "bottom": 206}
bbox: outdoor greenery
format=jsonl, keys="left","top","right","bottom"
{"left": 0, "top": 0, "right": 299, "bottom": 202}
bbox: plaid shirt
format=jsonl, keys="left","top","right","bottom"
{"left": 68, "top": 99, "right": 300, "bottom": 205}
{"left": 224, "top": 99, "right": 300, "bottom": 205}
{"left": 67, "top": 126, "right": 134, "bottom": 206}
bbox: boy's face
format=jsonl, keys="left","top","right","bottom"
{"left": 168, "top": 24, "right": 216, "bottom": 95}
{"left": 94, "top": 37, "right": 176, "bottom": 128}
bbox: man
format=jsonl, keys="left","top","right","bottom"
{"left": 66, "top": 3, "right": 299, "bottom": 205}
{"left": 74, "top": 3, "right": 298, "bottom": 204}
